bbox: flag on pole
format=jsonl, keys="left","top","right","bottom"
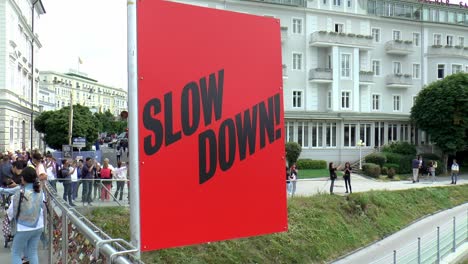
{"left": 78, "top": 57, "right": 83, "bottom": 64}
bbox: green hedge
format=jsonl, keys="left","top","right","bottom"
{"left": 420, "top": 153, "right": 441, "bottom": 161}
{"left": 398, "top": 155, "right": 413, "bottom": 174}
{"left": 362, "top": 163, "right": 381, "bottom": 178}
{"left": 382, "top": 152, "right": 402, "bottom": 164}
{"left": 381, "top": 142, "right": 416, "bottom": 156}
{"left": 296, "top": 159, "right": 327, "bottom": 169}
{"left": 384, "top": 163, "right": 400, "bottom": 172}
{"left": 364, "top": 153, "right": 386, "bottom": 168}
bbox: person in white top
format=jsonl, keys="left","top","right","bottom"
{"left": 8, "top": 166, "right": 44, "bottom": 264}
{"left": 71, "top": 160, "right": 79, "bottom": 201}
{"left": 45, "top": 154, "right": 57, "bottom": 191}
{"left": 451, "top": 159, "right": 459, "bottom": 184}
{"left": 114, "top": 161, "right": 127, "bottom": 201}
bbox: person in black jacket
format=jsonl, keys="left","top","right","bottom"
{"left": 343, "top": 162, "right": 352, "bottom": 193}
{"left": 329, "top": 162, "right": 338, "bottom": 194}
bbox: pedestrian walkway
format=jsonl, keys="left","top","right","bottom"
{"left": 332, "top": 203, "right": 468, "bottom": 264}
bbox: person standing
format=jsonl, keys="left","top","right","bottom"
{"left": 329, "top": 162, "right": 338, "bottom": 194}
{"left": 116, "top": 147, "right": 122, "bottom": 163}
{"left": 114, "top": 161, "right": 127, "bottom": 201}
{"left": 412, "top": 156, "right": 420, "bottom": 183}
{"left": 428, "top": 160, "right": 437, "bottom": 183}
{"left": 100, "top": 161, "right": 112, "bottom": 201}
{"left": 81, "top": 158, "right": 96, "bottom": 206}
{"left": 45, "top": 155, "right": 57, "bottom": 191}
{"left": 8, "top": 166, "right": 44, "bottom": 264}
{"left": 343, "top": 162, "right": 352, "bottom": 193}
{"left": 451, "top": 159, "right": 459, "bottom": 184}
{"left": 61, "top": 160, "right": 75, "bottom": 206}
{"left": 70, "top": 160, "right": 79, "bottom": 203}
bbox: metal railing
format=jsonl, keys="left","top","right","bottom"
{"left": 44, "top": 181, "right": 142, "bottom": 263}
{"left": 384, "top": 40, "right": 414, "bottom": 55}
{"left": 309, "top": 31, "right": 374, "bottom": 48}
{"left": 308, "top": 68, "right": 333, "bottom": 81}
{"left": 369, "top": 210, "right": 468, "bottom": 264}
{"left": 386, "top": 74, "right": 413, "bottom": 87}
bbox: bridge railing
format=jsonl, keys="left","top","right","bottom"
{"left": 44, "top": 182, "right": 142, "bottom": 263}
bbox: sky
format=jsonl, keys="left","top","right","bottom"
{"left": 37, "top": 0, "right": 127, "bottom": 89}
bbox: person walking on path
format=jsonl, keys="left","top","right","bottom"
{"left": 114, "top": 161, "right": 127, "bottom": 201}
{"left": 8, "top": 166, "right": 44, "bottom": 264}
{"left": 412, "top": 156, "right": 420, "bottom": 183}
{"left": 329, "top": 162, "right": 338, "bottom": 194}
{"left": 116, "top": 146, "right": 122, "bottom": 163}
{"left": 451, "top": 159, "right": 459, "bottom": 184}
{"left": 81, "top": 158, "right": 96, "bottom": 206}
{"left": 343, "top": 162, "right": 352, "bottom": 193}
{"left": 428, "top": 160, "right": 437, "bottom": 183}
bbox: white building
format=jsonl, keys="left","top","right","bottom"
{"left": 38, "top": 70, "right": 128, "bottom": 117}
{"left": 175, "top": 0, "right": 468, "bottom": 163}
{"left": 0, "top": 0, "right": 45, "bottom": 152}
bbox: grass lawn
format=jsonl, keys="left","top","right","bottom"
{"left": 297, "top": 169, "right": 343, "bottom": 179}
{"left": 88, "top": 185, "right": 468, "bottom": 264}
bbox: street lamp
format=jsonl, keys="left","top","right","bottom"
{"left": 358, "top": 139, "right": 366, "bottom": 170}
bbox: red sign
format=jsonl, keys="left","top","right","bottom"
{"left": 138, "top": 0, "right": 287, "bottom": 251}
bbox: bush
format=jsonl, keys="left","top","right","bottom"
{"left": 381, "top": 167, "right": 388, "bottom": 175}
{"left": 382, "top": 152, "right": 403, "bottom": 164}
{"left": 381, "top": 142, "right": 416, "bottom": 156}
{"left": 384, "top": 163, "right": 400, "bottom": 173}
{"left": 286, "top": 142, "right": 302, "bottom": 165}
{"left": 296, "top": 159, "right": 327, "bottom": 169}
{"left": 398, "top": 155, "right": 413, "bottom": 174}
{"left": 362, "top": 163, "right": 381, "bottom": 178}
{"left": 420, "top": 153, "right": 441, "bottom": 161}
{"left": 364, "top": 153, "right": 386, "bottom": 168}
{"left": 388, "top": 168, "right": 396, "bottom": 178}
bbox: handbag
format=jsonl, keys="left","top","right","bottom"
{"left": 10, "top": 191, "right": 24, "bottom": 236}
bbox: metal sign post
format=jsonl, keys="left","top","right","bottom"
{"left": 127, "top": 0, "right": 141, "bottom": 258}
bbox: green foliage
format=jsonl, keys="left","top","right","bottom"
{"left": 387, "top": 168, "right": 397, "bottom": 178}
{"left": 411, "top": 73, "right": 468, "bottom": 155}
{"left": 296, "top": 169, "right": 332, "bottom": 179}
{"left": 362, "top": 163, "right": 381, "bottom": 178}
{"left": 285, "top": 142, "right": 302, "bottom": 165}
{"left": 384, "top": 163, "right": 400, "bottom": 172}
{"left": 94, "top": 110, "right": 128, "bottom": 134}
{"left": 382, "top": 152, "right": 403, "bottom": 164}
{"left": 381, "top": 167, "right": 388, "bottom": 175}
{"left": 34, "top": 104, "right": 99, "bottom": 150}
{"left": 398, "top": 156, "right": 413, "bottom": 174}
{"left": 364, "top": 153, "right": 386, "bottom": 168}
{"left": 419, "top": 153, "right": 441, "bottom": 161}
{"left": 381, "top": 142, "right": 416, "bottom": 156}
{"left": 89, "top": 186, "right": 468, "bottom": 264}
{"left": 296, "top": 159, "right": 327, "bottom": 169}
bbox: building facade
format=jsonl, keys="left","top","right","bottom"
{"left": 38, "top": 70, "right": 128, "bottom": 117}
{"left": 0, "top": 0, "right": 45, "bottom": 152}
{"left": 175, "top": 0, "right": 468, "bottom": 163}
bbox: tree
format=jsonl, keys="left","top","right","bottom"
{"left": 411, "top": 73, "right": 468, "bottom": 172}
{"left": 94, "top": 110, "right": 128, "bottom": 134}
{"left": 34, "top": 104, "right": 99, "bottom": 150}
{"left": 285, "top": 142, "right": 302, "bottom": 166}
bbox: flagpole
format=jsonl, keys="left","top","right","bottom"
{"left": 127, "top": 0, "right": 141, "bottom": 258}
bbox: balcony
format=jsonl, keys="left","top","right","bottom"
{"left": 427, "top": 45, "right": 468, "bottom": 59}
{"left": 386, "top": 74, "right": 413, "bottom": 88}
{"left": 282, "top": 64, "right": 288, "bottom": 79}
{"left": 309, "top": 31, "right": 373, "bottom": 50}
{"left": 359, "top": 71, "right": 374, "bottom": 83}
{"left": 281, "top": 26, "right": 287, "bottom": 43}
{"left": 309, "top": 68, "right": 332, "bottom": 83}
{"left": 385, "top": 40, "right": 414, "bottom": 55}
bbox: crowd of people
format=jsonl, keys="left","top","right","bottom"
{"left": 0, "top": 149, "right": 129, "bottom": 263}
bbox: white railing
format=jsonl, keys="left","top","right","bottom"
{"left": 310, "top": 31, "right": 373, "bottom": 48}
{"left": 308, "top": 68, "right": 333, "bottom": 81}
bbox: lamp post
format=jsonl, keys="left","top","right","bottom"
{"left": 358, "top": 139, "right": 366, "bottom": 170}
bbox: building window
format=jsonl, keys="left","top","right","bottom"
{"left": 285, "top": 122, "right": 294, "bottom": 142}
{"left": 452, "top": 64, "right": 462, "bottom": 74}
{"left": 341, "top": 54, "right": 350, "bottom": 77}
{"left": 326, "top": 123, "right": 337, "bottom": 147}
{"left": 372, "top": 94, "right": 380, "bottom": 111}
{"left": 311, "top": 122, "right": 323, "bottom": 148}
{"left": 293, "top": 91, "right": 302, "bottom": 108}
{"left": 412, "top": 64, "right": 420, "bottom": 79}
{"left": 333, "top": 0, "right": 341, "bottom": 6}
{"left": 458, "top": 36, "right": 465, "bottom": 46}
{"left": 344, "top": 124, "right": 356, "bottom": 147}
{"left": 413, "top": 33, "right": 420, "bottom": 46}
{"left": 393, "top": 62, "right": 401, "bottom": 74}
{"left": 393, "top": 95, "right": 401, "bottom": 111}
{"left": 297, "top": 122, "right": 309, "bottom": 147}
{"left": 434, "top": 34, "right": 441, "bottom": 45}
{"left": 9, "top": 120, "right": 14, "bottom": 145}
{"left": 327, "top": 91, "right": 332, "bottom": 109}
{"left": 341, "top": 91, "right": 351, "bottom": 109}
{"left": 446, "top": 35, "right": 453, "bottom": 46}
{"left": 292, "top": 18, "right": 302, "bottom": 34}
{"left": 360, "top": 124, "right": 372, "bottom": 148}
{"left": 372, "top": 60, "right": 381, "bottom": 76}
{"left": 371, "top": 28, "right": 380, "bottom": 43}
{"left": 334, "top": 23, "right": 344, "bottom": 33}
{"left": 292, "top": 53, "right": 302, "bottom": 70}
{"left": 388, "top": 124, "right": 398, "bottom": 142}
{"left": 400, "top": 124, "right": 410, "bottom": 142}
{"left": 392, "top": 30, "right": 401, "bottom": 41}
{"left": 347, "top": 0, "right": 351, "bottom": 7}
{"left": 374, "top": 122, "right": 385, "bottom": 147}
{"left": 323, "top": 0, "right": 327, "bottom": 4}
{"left": 437, "top": 64, "right": 445, "bottom": 79}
